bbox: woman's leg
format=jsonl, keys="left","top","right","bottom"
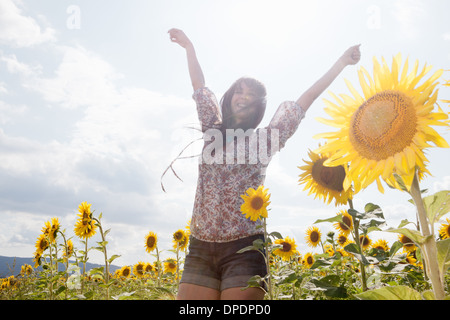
{"left": 220, "top": 287, "right": 265, "bottom": 300}
{"left": 177, "top": 283, "right": 220, "bottom": 300}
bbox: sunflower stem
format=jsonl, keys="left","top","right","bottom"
{"left": 409, "top": 171, "right": 445, "bottom": 300}
{"left": 155, "top": 246, "right": 161, "bottom": 287}
{"left": 348, "top": 199, "right": 368, "bottom": 292}
{"left": 263, "top": 218, "right": 273, "bottom": 300}
{"left": 81, "top": 239, "right": 87, "bottom": 294}
{"left": 48, "top": 238, "right": 54, "bottom": 300}
{"left": 94, "top": 217, "right": 110, "bottom": 300}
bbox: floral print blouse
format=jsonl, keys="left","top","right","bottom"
{"left": 191, "top": 87, "right": 305, "bottom": 242}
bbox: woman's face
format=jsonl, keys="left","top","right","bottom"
{"left": 230, "top": 81, "right": 258, "bottom": 125}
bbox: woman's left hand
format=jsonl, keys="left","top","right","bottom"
{"left": 341, "top": 44, "right": 361, "bottom": 66}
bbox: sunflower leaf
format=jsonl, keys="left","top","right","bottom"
{"left": 344, "top": 243, "right": 370, "bottom": 265}
{"left": 306, "top": 276, "right": 347, "bottom": 298}
{"left": 436, "top": 238, "right": 450, "bottom": 274}
{"left": 388, "top": 241, "right": 404, "bottom": 257}
{"left": 269, "top": 231, "right": 283, "bottom": 240}
{"left": 422, "top": 190, "right": 450, "bottom": 225}
{"left": 108, "top": 254, "right": 121, "bottom": 264}
{"left": 355, "top": 285, "right": 421, "bottom": 300}
{"left": 385, "top": 227, "right": 430, "bottom": 245}
{"left": 313, "top": 215, "right": 342, "bottom": 224}
{"left": 237, "top": 244, "right": 260, "bottom": 254}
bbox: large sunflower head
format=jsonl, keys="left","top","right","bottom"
{"left": 305, "top": 226, "right": 322, "bottom": 248}
{"left": 298, "top": 148, "right": 353, "bottom": 206}
{"left": 315, "top": 54, "right": 449, "bottom": 193}
{"left": 240, "top": 185, "right": 271, "bottom": 221}
{"left": 145, "top": 231, "right": 158, "bottom": 253}
{"left": 273, "top": 236, "right": 298, "bottom": 261}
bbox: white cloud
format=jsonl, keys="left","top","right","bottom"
{"left": 0, "top": 39, "right": 199, "bottom": 264}
{"left": 0, "top": 53, "right": 41, "bottom": 77}
{"left": 0, "top": 0, "right": 56, "bottom": 47}
{"left": 433, "top": 175, "right": 450, "bottom": 192}
{"left": 391, "top": 0, "right": 427, "bottom": 40}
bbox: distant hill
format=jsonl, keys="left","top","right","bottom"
{"left": 0, "top": 256, "right": 120, "bottom": 278}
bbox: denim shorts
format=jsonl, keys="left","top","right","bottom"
{"left": 180, "top": 234, "right": 267, "bottom": 291}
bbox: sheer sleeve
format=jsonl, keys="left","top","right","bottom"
{"left": 266, "top": 101, "right": 306, "bottom": 151}
{"left": 192, "top": 87, "right": 222, "bottom": 131}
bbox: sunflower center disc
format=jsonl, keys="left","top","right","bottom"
{"left": 312, "top": 158, "right": 345, "bottom": 192}
{"left": 147, "top": 237, "right": 155, "bottom": 248}
{"left": 251, "top": 197, "right": 264, "bottom": 210}
{"left": 282, "top": 242, "right": 292, "bottom": 252}
{"left": 310, "top": 231, "right": 319, "bottom": 243}
{"left": 350, "top": 90, "right": 416, "bottom": 160}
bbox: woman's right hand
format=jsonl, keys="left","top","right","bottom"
{"left": 168, "top": 28, "right": 192, "bottom": 49}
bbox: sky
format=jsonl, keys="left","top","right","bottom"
{"left": 0, "top": 0, "right": 449, "bottom": 267}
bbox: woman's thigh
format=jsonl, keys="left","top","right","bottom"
{"left": 177, "top": 283, "right": 220, "bottom": 300}
{"left": 220, "top": 287, "right": 265, "bottom": 300}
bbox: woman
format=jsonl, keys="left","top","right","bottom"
{"left": 168, "top": 28, "right": 360, "bottom": 300}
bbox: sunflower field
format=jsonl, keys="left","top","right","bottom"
{"left": 1, "top": 55, "right": 450, "bottom": 300}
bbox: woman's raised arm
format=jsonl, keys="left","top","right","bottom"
{"left": 168, "top": 28, "right": 205, "bottom": 91}
{"left": 296, "top": 45, "right": 361, "bottom": 112}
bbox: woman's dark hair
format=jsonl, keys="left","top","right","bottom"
{"left": 219, "top": 77, "right": 267, "bottom": 135}
{"left": 161, "top": 77, "right": 266, "bottom": 191}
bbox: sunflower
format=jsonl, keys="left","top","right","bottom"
{"left": 35, "top": 234, "right": 49, "bottom": 253}
{"left": 273, "top": 236, "right": 298, "bottom": 261}
{"left": 305, "top": 226, "right": 322, "bottom": 247}
{"left": 439, "top": 218, "right": 450, "bottom": 239}
{"left": 333, "top": 210, "right": 353, "bottom": 235}
{"left": 74, "top": 216, "right": 97, "bottom": 239}
{"left": 298, "top": 148, "right": 353, "bottom": 206}
{"left": 336, "top": 233, "right": 351, "bottom": 247}
{"left": 78, "top": 201, "right": 92, "bottom": 218}
{"left": 31, "top": 250, "right": 41, "bottom": 268}
{"left": 324, "top": 244, "right": 334, "bottom": 256}
{"left": 359, "top": 235, "right": 372, "bottom": 250}
{"left": 240, "top": 185, "right": 271, "bottom": 221}
{"left": 145, "top": 231, "right": 157, "bottom": 253}
{"left": 41, "top": 218, "right": 60, "bottom": 243}
{"left": 49, "top": 217, "right": 60, "bottom": 242}
{"left": 164, "top": 259, "right": 177, "bottom": 274}
{"left": 371, "top": 239, "right": 390, "bottom": 252}
{"left": 64, "top": 239, "right": 74, "bottom": 259}
{"left": 302, "top": 252, "right": 315, "bottom": 269}
{"left": 315, "top": 54, "right": 449, "bottom": 193}
{"left": 119, "top": 265, "right": 131, "bottom": 278}
{"left": 185, "top": 219, "right": 191, "bottom": 236}
{"left": 133, "top": 262, "right": 146, "bottom": 278}
{"left": 405, "top": 249, "right": 420, "bottom": 267}
{"left": 173, "top": 229, "right": 189, "bottom": 251}
{"left": 20, "top": 264, "right": 33, "bottom": 276}
{"left": 398, "top": 234, "right": 416, "bottom": 252}
{"left": 144, "top": 263, "right": 155, "bottom": 275}
{"left": 74, "top": 202, "right": 97, "bottom": 239}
